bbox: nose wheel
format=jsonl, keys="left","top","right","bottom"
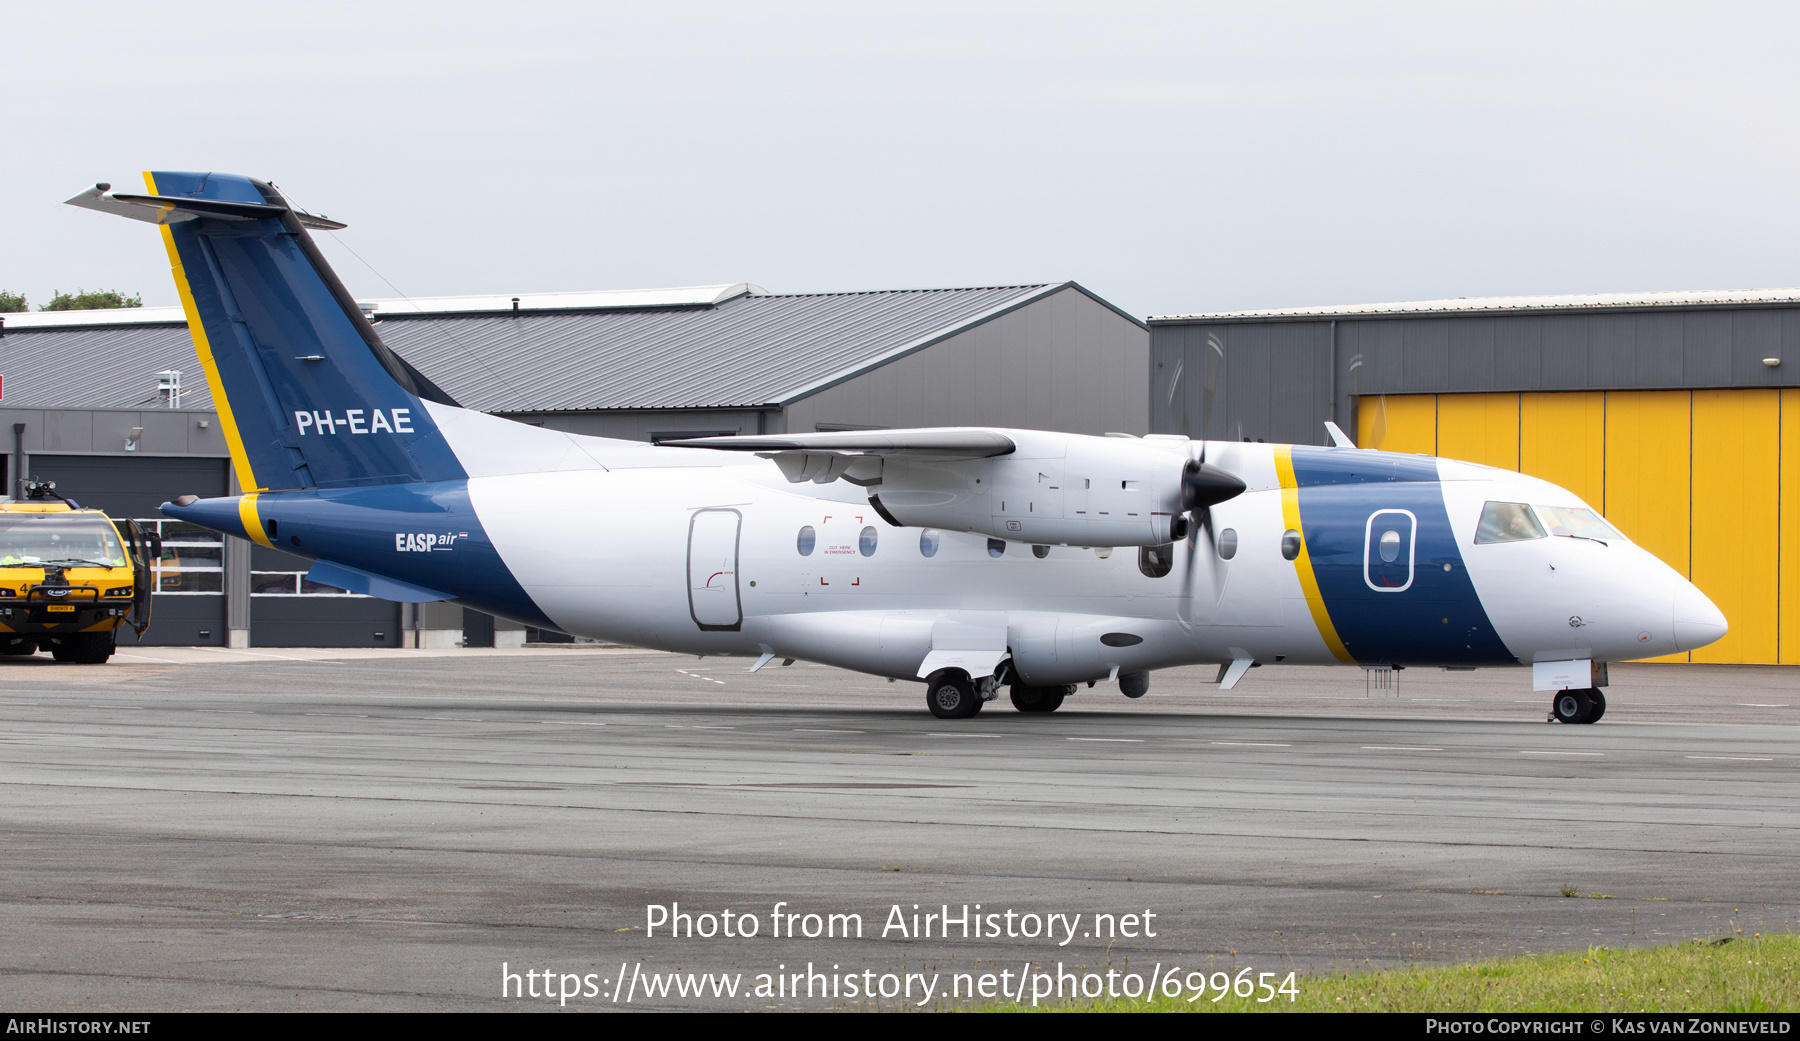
{"left": 1550, "top": 687, "right": 1605, "bottom": 724}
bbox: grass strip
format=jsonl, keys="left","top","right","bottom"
{"left": 997, "top": 933, "right": 1799, "bottom": 1012}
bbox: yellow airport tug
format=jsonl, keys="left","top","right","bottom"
{"left": 0, "top": 480, "right": 157, "bottom": 663}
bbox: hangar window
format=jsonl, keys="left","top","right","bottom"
{"left": 919, "top": 529, "right": 940, "bottom": 557}
{"left": 797, "top": 525, "right": 816, "bottom": 556}
{"left": 1217, "top": 528, "right": 1238, "bottom": 560}
{"left": 128, "top": 518, "right": 225, "bottom": 596}
{"left": 1280, "top": 529, "right": 1302, "bottom": 560}
{"left": 1138, "top": 543, "right": 1174, "bottom": 578}
{"left": 1535, "top": 505, "right": 1619, "bottom": 542}
{"left": 1474, "top": 502, "right": 1545, "bottom": 544}
{"left": 859, "top": 526, "right": 878, "bottom": 556}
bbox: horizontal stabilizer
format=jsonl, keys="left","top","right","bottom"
{"left": 64, "top": 184, "right": 347, "bottom": 229}
{"left": 661, "top": 428, "right": 1016, "bottom": 458}
{"left": 306, "top": 560, "right": 453, "bottom": 603}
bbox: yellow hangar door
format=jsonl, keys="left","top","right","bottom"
{"left": 1359, "top": 389, "right": 1791, "bottom": 666}
{"left": 687, "top": 509, "right": 743, "bottom": 631}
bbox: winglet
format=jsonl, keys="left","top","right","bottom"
{"left": 1323, "top": 421, "right": 1356, "bottom": 448}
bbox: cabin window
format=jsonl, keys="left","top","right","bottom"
{"left": 1093, "top": 546, "right": 1113, "bottom": 559}
{"left": 1138, "top": 543, "right": 1174, "bottom": 578}
{"left": 1280, "top": 529, "right": 1302, "bottom": 560}
{"left": 919, "top": 529, "right": 940, "bottom": 557}
{"left": 1217, "top": 528, "right": 1238, "bottom": 560}
{"left": 1032, "top": 544, "right": 1050, "bottom": 559}
{"left": 1535, "top": 505, "right": 1619, "bottom": 542}
{"left": 988, "top": 538, "right": 1006, "bottom": 558}
{"left": 797, "top": 525, "right": 816, "bottom": 556}
{"left": 1378, "top": 528, "right": 1402, "bottom": 563}
{"left": 859, "top": 526, "right": 878, "bottom": 556}
{"left": 1474, "top": 502, "right": 1545, "bottom": 544}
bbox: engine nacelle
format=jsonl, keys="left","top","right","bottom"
{"left": 871, "top": 431, "right": 1192, "bottom": 547}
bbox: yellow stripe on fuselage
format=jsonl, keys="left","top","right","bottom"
{"left": 146, "top": 171, "right": 263, "bottom": 495}
{"left": 238, "top": 492, "right": 273, "bottom": 549}
{"left": 1274, "top": 445, "right": 1356, "bottom": 664}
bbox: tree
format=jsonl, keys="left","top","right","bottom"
{"left": 0, "top": 291, "right": 25, "bottom": 313}
{"left": 41, "top": 289, "right": 141, "bottom": 311}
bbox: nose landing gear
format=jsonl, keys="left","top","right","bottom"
{"left": 1550, "top": 687, "right": 1606, "bottom": 724}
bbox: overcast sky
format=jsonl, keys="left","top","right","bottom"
{"left": 5, "top": 2, "right": 1797, "bottom": 319}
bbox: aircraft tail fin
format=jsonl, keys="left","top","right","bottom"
{"left": 67, "top": 173, "right": 467, "bottom": 492}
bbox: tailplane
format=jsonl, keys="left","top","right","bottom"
{"left": 68, "top": 173, "right": 465, "bottom": 492}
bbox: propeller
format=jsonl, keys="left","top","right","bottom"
{"left": 1172, "top": 442, "right": 1246, "bottom": 619}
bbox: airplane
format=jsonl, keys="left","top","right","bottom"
{"left": 66, "top": 172, "right": 1729, "bottom": 722}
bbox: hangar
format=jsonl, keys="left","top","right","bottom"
{"left": 0, "top": 280, "right": 1146, "bottom": 648}
{"left": 1149, "top": 287, "right": 1800, "bottom": 666}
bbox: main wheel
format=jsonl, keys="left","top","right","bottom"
{"left": 1010, "top": 684, "right": 1068, "bottom": 713}
{"left": 1, "top": 639, "right": 36, "bottom": 656}
{"left": 50, "top": 632, "right": 115, "bottom": 665}
{"left": 926, "top": 672, "right": 981, "bottom": 719}
{"left": 1587, "top": 689, "right": 1606, "bottom": 723}
{"left": 1551, "top": 688, "right": 1595, "bottom": 724}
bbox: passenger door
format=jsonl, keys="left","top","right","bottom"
{"left": 687, "top": 509, "right": 742, "bottom": 630}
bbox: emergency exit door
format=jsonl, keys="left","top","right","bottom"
{"left": 687, "top": 509, "right": 743, "bottom": 630}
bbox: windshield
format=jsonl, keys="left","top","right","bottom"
{"left": 0, "top": 515, "right": 127, "bottom": 567}
{"left": 1475, "top": 501, "right": 1546, "bottom": 544}
{"left": 1536, "top": 505, "right": 1621, "bottom": 542}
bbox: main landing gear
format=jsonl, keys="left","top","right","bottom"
{"left": 925, "top": 670, "right": 984, "bottom": 719}
{"left": 1010, "top": 684, "right": 1074, "bottom": 714}
{"left": 1550, "top": 687, "right": 1606, "bottom": 724}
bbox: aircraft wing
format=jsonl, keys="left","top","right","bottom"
{"left": 659, "top": 428, "right": 1015, "bottom": 457}
{"left": 660, "top": 428, "right": 1015, "bottom": 484}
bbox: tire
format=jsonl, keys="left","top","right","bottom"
{"left": 926, "top": 671, "right": 981, "bottom": 719}
{"left": 1552, "top": 688, "right": 1594, "bottom": 724}
{"left": 50, "top": 632, "right": 115, "bottom": 665}
{"left": 1587, "top": 689, "right": 1606, "bottom": 723}
{"left": 1, "top": 639, "right": 36, "bottom": 656}
{"left": 1010, "top": 684, "right": 1068, "bottom": 713}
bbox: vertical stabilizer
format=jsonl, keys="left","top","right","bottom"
{"left": 90, "top": 172, "right": 467, "bottom": 492}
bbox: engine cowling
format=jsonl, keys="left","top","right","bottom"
{"left": 871, "top": 431, "right": 1194, "bottom": 547}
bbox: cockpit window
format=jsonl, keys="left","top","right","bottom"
{"left": 1536, "top": 505, "right": 1620, "bottom": 542}
{"left": 1474, "top": 502, "right": 1545, "bottom": 544}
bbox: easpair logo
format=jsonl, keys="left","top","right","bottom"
{"left": 395, "top": 531, "right": 468, "bottom": 552}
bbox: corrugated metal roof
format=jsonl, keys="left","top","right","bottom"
{"left": 0, "top": 322, "right": 214, "bottom": 410}
{"left": 0, "top": 283, "right": 763, "bottom": 330}
{"left": 0, "top": 284, "right": 1061, "bottom": 413}
{"left": 1151, "top": 286, "right": 1800, "bottom": 323}
{"left": 372, "top": 285, "right": 1060, "bottom": 411}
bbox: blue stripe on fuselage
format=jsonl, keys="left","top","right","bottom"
{"left": 1288, "top": 447, "right": 1515, "bottom": 666}
{"left": 164, "top": 480, "right": 555, "bottom": 630}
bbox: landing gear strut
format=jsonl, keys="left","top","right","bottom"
{"left": 1550, "top": 687, "right": 1605, "bottom": 724}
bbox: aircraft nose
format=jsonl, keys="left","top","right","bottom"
{"left": 1672, "top": 581, "right": 1729, "bottom": 652}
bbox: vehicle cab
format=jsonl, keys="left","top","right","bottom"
{"left": 0, "top": 496, "right": 156, "bottom": 663}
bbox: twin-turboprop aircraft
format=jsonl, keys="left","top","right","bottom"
{"left": 68, "top": 172, "right": 1728, "bottom": 721}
